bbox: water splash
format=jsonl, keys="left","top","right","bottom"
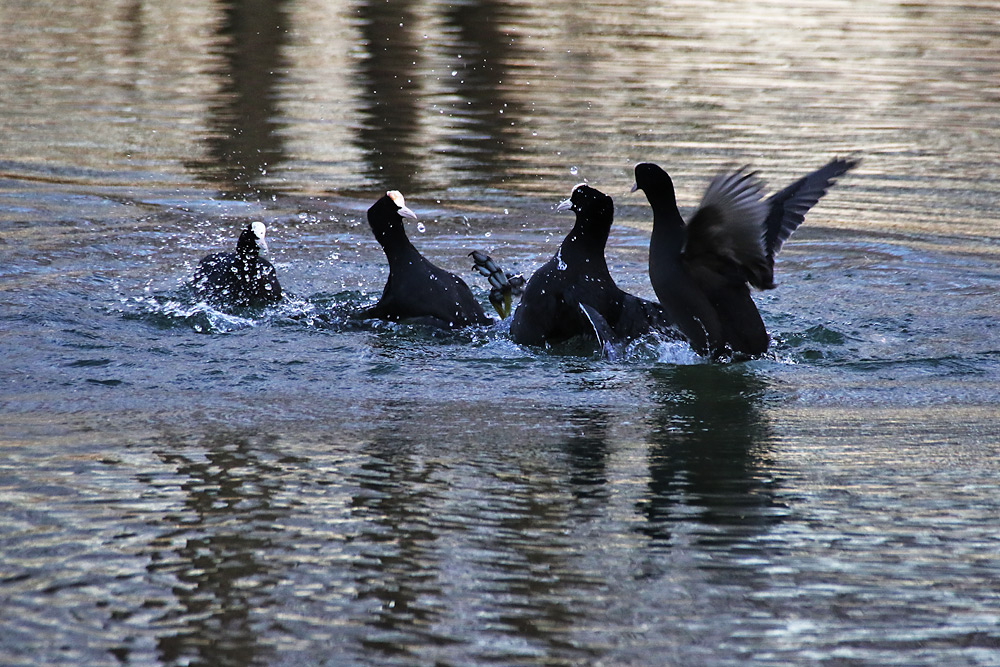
{"left": 608, "top": 332, "right": 705, "bottom": 365}
{"left": 555, "top": 248, "right": 567, "bottom": 271}
{"left": 118, "top": 290, "right": 316, "bottom": 334}
{"left": 119, "top": 294, "right": 257, "bottom": 333}
{"left": 651, "top": 339, "right": 704, "bottom": 365}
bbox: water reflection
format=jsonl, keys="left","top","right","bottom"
{"left": 353, "top": 0, "right": 425, "bottom": 193}
{"left": 480, "top": 459, "right": 596, "bottom": 664}
{"left": 563, "top": 408, "right": 610, "bottom": 507}
{"left": 350, "top": 0, "right": 529, "bottom": 194}
{"left": 348, "top": 399, "right": 604, "bottom": 663}
{"left": 143, "top": 429, "right": 285, "bottom": 666}
{"left": 187, "top": 0, "right": 291, "bottom": 197}
{"left": 119, "top": 0, "right": 144, "bottom": 66}
{"left": 349, "top": 404, "right": 451, "bottom": 661}
{"left": 639, "top": 365, "right": 783, "bottom": 548}
{"left": 438, "top": 0, "right": 526, "bottom": 186}
{"left": 343, "top": 380, "right": 783, "bottom": 661}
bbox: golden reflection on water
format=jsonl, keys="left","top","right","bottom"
{"left": 0, "top": 0, "right": 998, "bottom": 243}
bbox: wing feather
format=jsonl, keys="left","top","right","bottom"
{"left": 684, "top": 168, "right": 769, "bottom": 287}
{"left": 764, "top": 157, "right": 860, "bottom": 260}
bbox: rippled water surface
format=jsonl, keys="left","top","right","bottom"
{"left": 2, "top": 0, "right": 1000, "bottom": 665}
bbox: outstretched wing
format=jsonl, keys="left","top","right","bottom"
{"left": 764, "top": 157, "right": 860, "bottom": 262}
{"left": 684, "top": 167, "right": 770, "bottom": 288}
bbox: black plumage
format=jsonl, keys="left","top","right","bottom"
{"left": 191, "top": 221, "right": 282, "bottom": 308}
{"left": 633, "top": 158, "right": 858, "bottom": 358}
{"left": 361, "top": 191, "right": 492, "bottom": 329}
{"left": 510, "top": 184, "right": 672, "bottom": 352}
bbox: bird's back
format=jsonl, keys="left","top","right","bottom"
{"left": 193, "top": 251, "right": 281, "bottom": 307}
{"left": 377, "top": 252, "right": 489, "bottom": 328}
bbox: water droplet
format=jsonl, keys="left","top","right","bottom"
{"left": 569, "top": 166, "right": 579, "bottom": 175}
{"left": 451, "top": 71, "right": 458, "bottom": 77}
{"left": 485, "top": 231, "right": 492, "bottom": 238}
{"left": 416, "top": 222, "right": 426, "bottom": 233}
{"left": 503, "top": 209, "right": 509, "bottom": 215}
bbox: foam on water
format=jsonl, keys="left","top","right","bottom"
{"left": 118, "top": 290, "right": 317, "bottom": 334}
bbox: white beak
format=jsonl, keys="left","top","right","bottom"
{"left": 555, "top": 198, "right": 573, "bottom": 211}
{"left": 398, "top": 205, "right": 418, "bottom": 220}
{"left": 629, "top": 182, "right": 639, "bottom": 193}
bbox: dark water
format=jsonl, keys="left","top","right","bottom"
{"left": 2, "top": 0, "right": 1000, "bottom": 665}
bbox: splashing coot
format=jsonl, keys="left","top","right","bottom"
{"left": 510, "top": 183, "right": 673, "bottom": 356}
{"left": 632, "top": 158, "right": 858, "bottom": 358}
{"left": 360, "top": 191, "right": 492, "bottom": 329}
{"left": 191, "top": 221, "right": 282, "bottom": 308}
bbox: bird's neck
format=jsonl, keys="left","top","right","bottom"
{"left": 648, "top": 190, "right": 686, "bottom": 253}
{"left": 379, "top": 231, "right": 420, "bottom": 265}
{"left": 562, "top": 226, "right": 610, "bottom": 273}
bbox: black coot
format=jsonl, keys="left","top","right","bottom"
{"left": 191, "top": 221, "right": 282, "bottom": 308}
{"left": 510, "top": 183, "right": 672, "bottom": 354}
{"left": 633, "top": 158, "right": 858, "bottom": 358}
{"left": 361, "top": 191, "right": 492, "bottom": 329}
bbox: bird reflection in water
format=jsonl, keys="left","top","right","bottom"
{"left": 142, "top": 429, "right": 286, "bottom": 667}
{"left": 638, "top": 365, "right": 786, "bottom": 549}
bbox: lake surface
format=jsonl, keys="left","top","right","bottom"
{"left": 2, "top": 0, "right": 1000, "bottom": 665}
